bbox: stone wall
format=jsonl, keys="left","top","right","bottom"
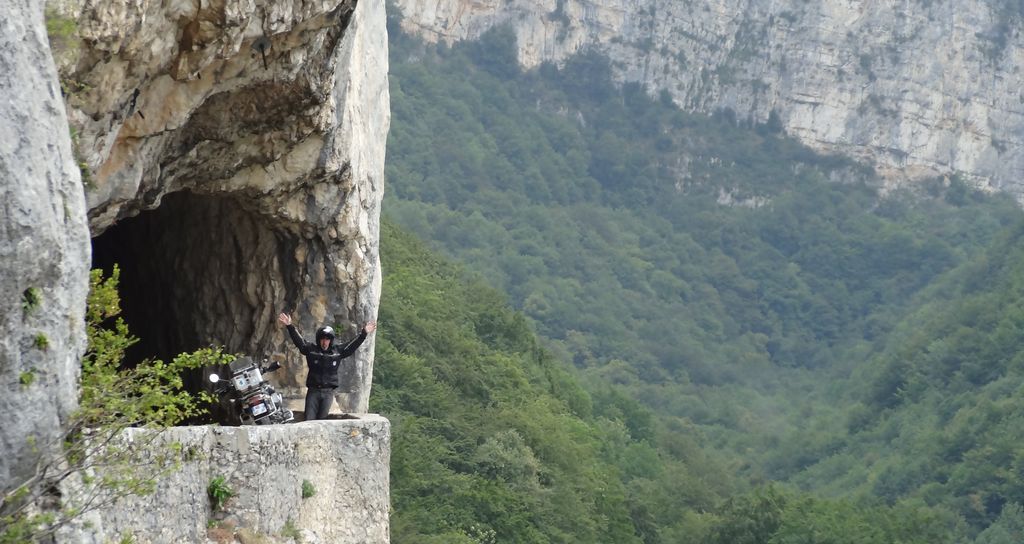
{"left": 81, "top": 416, "right": 390, "bottom": 543}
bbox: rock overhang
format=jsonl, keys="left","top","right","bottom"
{"left": 58, "top": 0, "right": 390, "bottom": 412}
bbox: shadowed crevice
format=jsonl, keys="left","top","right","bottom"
{"left": 90, "top": 191, "right": 302, "bottom": 366}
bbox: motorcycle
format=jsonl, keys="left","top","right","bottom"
{"left": 209, "top": 357, "right": 294, "bottom": 425}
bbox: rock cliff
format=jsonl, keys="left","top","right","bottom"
{"left": 0, "top": 0, "right": 91, "bottom": 495}
{"left": 58, "top": 0, "right": 391, "bottom": 412}
{"left": 2, "top": 0, "right": 392, "bottom": 537}
{"left": 393, "top": 0, "right": 1024, "bottom": 198}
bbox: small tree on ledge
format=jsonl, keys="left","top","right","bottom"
{"left": 0, "top": 266, "right": 232, "bottom": 542}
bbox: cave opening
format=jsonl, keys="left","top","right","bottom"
{"left": 90, "top": 191, "right": 300, "bottom": 369}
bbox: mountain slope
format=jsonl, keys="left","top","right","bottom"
{"left": 372, "top": 220, "right": 732, "bottom": 543}
{"left": 384, "top": 22, "right": 1021, "bottom": 475}
{"left": 381, "top": 21, "right": 1024, "bottom": 538}
{"left": 373, "top": 219, "right": 980, "bottom": 542}
{"left": 783, "top": 220, "right": 1024, "bottom": 533}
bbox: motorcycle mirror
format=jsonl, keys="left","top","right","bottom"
{"left": 209, "top": 373, "right": 220, "bottom": 383}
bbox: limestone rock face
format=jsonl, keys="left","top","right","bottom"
{"left": 393, "top": 0, "right": 1024, "bottom": 198}
{"left": 0, "top": 0, "right": 90, "bottom": 492}
{"left": 81, "top": 417, "right": 390, "bottom": 543}
{"left": 61, "top": 0, "right": 390, "bottom": 412}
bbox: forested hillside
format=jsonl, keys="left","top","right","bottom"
{"left": 372, "top": 221, "right": 729, "bottom": 542}
{"left": 789, "top": 222, "right": 1024, "bottom": 534}
{"left": 379, "top": 13, "right": 1024, "bottom": 542}
{"left": 373, "top": 221, "right": 963, "bottom": 543}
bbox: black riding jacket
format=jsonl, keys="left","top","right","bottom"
{"left": 287, "top": 324, "right": 367, "bottom": 388}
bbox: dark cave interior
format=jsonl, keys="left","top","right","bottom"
{"left": 92, "top": 193, "right": 205, "bottom": 365}
{"left": 90, "top": 191, "right": 298, "bottom": 368}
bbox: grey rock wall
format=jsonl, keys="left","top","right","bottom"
{"left": 0, "top": 0, "right": 90, "bottom": 492}
{"left": 393, "top": 0, "right": 1024, "bottom": 199}
{"left": 80, "top": 416, "right": 390, "bottom": 543}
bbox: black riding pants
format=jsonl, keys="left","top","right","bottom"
{"left": 304, "top": 387, "right": 335, "bottom": 420}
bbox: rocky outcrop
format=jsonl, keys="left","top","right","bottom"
{"left": 0, "top": 0, "right": 90, "bottom": 493}
{"left": 75, "top": 416, "right": 390, "bottom": 543}
{"left": 58, "top": 0, "right": 390, "bottom": 412}
{"left": 1, "top": 0, "right": 391, "bottom": 536}
{"left": 393, "top": 0, "right": 1024, "bottom": 198}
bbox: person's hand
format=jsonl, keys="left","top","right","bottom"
{"left": 363, "top": 321, "right": 377, "bottom": 334}
{"left": 278, "top": 313, "right": 292, "bottom": 326}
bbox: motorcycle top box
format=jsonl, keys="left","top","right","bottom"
{"left": 228, "top": 358, "right": 264, "bottom": 392}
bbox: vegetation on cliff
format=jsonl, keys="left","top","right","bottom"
{"left": 1, "top": 269, "right": 226, "bottom": 542}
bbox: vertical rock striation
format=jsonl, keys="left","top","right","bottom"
{"left": 393, "top": 0, "right": 1024, "bottom": 199}
{"left": 0, "top": 0, "right": 90, "bottom": 493}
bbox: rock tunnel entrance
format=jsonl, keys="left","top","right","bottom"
{"left": 90, "top": 191, "right": 301, "bottom": 368}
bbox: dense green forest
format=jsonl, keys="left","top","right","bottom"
{"left": 793, "top": 222, "right": 1024, "bottom": 532}
{"left": 372, "top": 221, "right": 727, "bottom": 542}
{"left": 373, "top": 221, "right": 961, "bottom": 543}
{"left": 378, "top": 10, "right": 1024, "bottom": 542}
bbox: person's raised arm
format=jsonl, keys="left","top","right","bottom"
{"left": 279, "top": 312, "right": 310, "bottom": 354}
{"left": 336, "top": 321, "right": 376, "bottom": 358}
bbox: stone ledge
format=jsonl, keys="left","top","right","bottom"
{"left": 82, "top": 416, "right": 390, "bottom": 544}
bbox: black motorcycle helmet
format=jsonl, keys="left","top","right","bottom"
{"left": 315, "top": 326, "right": 335, "bottom": 345}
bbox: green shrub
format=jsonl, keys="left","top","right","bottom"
{"left": 22, "top": 287, "right": 41, "bottom": 315}
{"left": 281, "top": 517, "right": 301, "bottom": 541}
{"left": 44, "top": 8, "right": 79, "bottom": 66}
{"left": 207, "top": 476, "right": 234, "bottom": 512}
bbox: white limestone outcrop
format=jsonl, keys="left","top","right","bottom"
{"left": 394, "top": 0, "right": 1024, "bottom": 198}
{"left": 72, "top": 417, "right": 390, "bottom": 543}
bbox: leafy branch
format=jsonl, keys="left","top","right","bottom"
{"left": 1, "top": 267, "right": 231, "bottom": 541}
